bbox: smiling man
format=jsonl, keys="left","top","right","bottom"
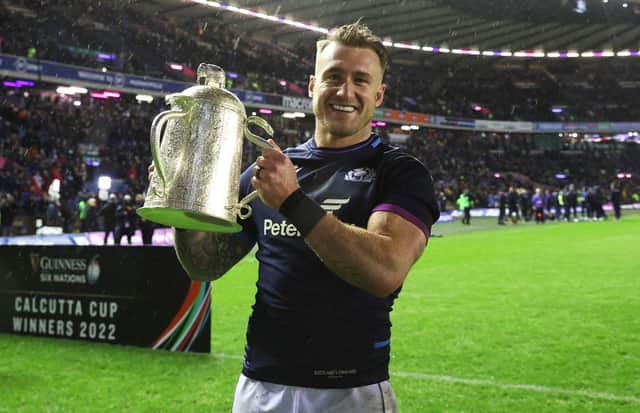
{"left": 310, "top": 34, "right": 386, "bottom": 147}
{"left": 171, "top": 22, "right": 439, "bottom": 412}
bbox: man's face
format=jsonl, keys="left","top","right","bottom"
{"left": 309, "top": 42, "right": 385, "bottom": 145}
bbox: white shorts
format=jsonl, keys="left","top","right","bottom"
{"left": 231, "top": 374, "right": 398, "bottom": 413}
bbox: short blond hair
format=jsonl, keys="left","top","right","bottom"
{"left": 316, "top": 22, "right": 388, "bottom": 74}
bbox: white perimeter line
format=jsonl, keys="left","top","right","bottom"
{"left": 393, "top": 371, "right": 640, "bottom": 404}
{"left": 211, "top": 353, "right": 639, "bottom": 404}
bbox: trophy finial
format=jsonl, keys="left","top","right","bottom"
{"left": 197, "top": 63, "right": 225, "bottom": 88}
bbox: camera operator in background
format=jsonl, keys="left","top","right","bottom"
{"left": 115, "top": 194, "right": 136, "bottom": 245}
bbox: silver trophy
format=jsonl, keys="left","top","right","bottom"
{"left": 137, "top": 63, "right": 273, "bottom": 233}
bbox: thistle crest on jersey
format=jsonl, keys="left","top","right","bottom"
{"left": 344, "top": 167, "right": 376, "bottom": 183}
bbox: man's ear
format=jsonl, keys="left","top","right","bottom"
{"left": 308, "top": 75, "right": 315, "bottom": 98}
{"left": 375, "top": 83, "right": 386, "bottom": 107}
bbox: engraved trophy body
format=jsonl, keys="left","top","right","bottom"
{"left": 137, "top": 64, "right": 272, "bottom": 232}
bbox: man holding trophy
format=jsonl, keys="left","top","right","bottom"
{"left": 147, "top": 22, "right": 439, "bottom": 413}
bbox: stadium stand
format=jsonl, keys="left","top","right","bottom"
{"left": 1, "top": 0, "right": 639, "bottom": 236}
{"left": 4, "top": 0, "right": 640, "bottom": 121}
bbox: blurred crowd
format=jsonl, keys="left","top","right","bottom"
{"left": 403, "top": 128, "right": 639, "bottom": 212}
{"left": 0, "top": 84, "right": 153, "bottom": 237}
{"left": 1, "top": 0, "right": 639, "bottom": 237}
{"left": 3, "top": 0, "right": 640, "bottom": 121}
{"left": 1, "top": 86, "right": 638, "bottom": 237}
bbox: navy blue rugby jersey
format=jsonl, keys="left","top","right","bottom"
{"left": 236, "top": 133, "right": 439, "bottom": 388}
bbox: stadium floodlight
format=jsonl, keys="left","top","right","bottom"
{"left": 56, "top": 86, "right": 75, "bottom": 95}
{"left": 482, "top": 50, "right": 511, "bottom": 56}
{"left": 513, "top": 50, "right": 546, "bottom": 57}
{"left": 394, "top": 43, "right": 421, "bottom": 51}
{"left": 452, "top": 49, "right": 480, "bottom": 55}
{"left": 57, "top": 86, "right": 88, "bottom": 95}
{"left": 190, "top": 0, "right": 327, "bottom": 33}
{"left": 98, "top": 176, "right": 112, "bottom": 191}
{"left": 135, "top": 94, "right": 154, "bottom": 103}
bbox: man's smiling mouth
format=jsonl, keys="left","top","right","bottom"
{"left": 330, "top": 104, "right": 356, "bottom": 113}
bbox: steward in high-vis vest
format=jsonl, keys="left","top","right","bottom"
{"left": 456, "top": 191, "right": 472, "bottom": 225}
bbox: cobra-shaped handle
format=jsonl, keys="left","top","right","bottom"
{"left": 229, "top": 116, "right": 275, "bottom": 219}
{"left": 244, "top": 116, "right": 274, "bottom": 149}
{"left": 149, "top": 110, "right": 187, "bottom": 191}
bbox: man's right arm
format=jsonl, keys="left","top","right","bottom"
{"left": 173, "top": 229, "right": 253, "bottom": 281}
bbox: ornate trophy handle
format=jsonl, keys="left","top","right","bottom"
{"left": 228, "top": 115, "right": 275, "bottom": 220}
{"left": 150, "top": 109, "right": 187, "bottom": 192}
{"left": 244, "top": 116, "right": 274, "bottom": 149}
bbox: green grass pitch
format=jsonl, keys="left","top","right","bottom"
{"left": 1, "top": 214, "right": 639, "bottom": 412}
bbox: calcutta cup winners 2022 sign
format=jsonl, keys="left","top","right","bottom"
{"left": 0, "top": 246, "right": 211, "bottom": 353}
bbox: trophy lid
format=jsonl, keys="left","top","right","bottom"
{"left": 197, "top": 63, "right": 225, "bottom": 88}
{"left": 166, "top": 63, "right": 243, "bottom": 110}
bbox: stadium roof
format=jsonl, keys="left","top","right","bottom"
{"left": 129, "top": 0, "right": 640, "bottom": 65}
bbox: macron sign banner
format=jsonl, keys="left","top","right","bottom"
{"left": 0, "top": 246, "right": 211, "bottom": 353}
